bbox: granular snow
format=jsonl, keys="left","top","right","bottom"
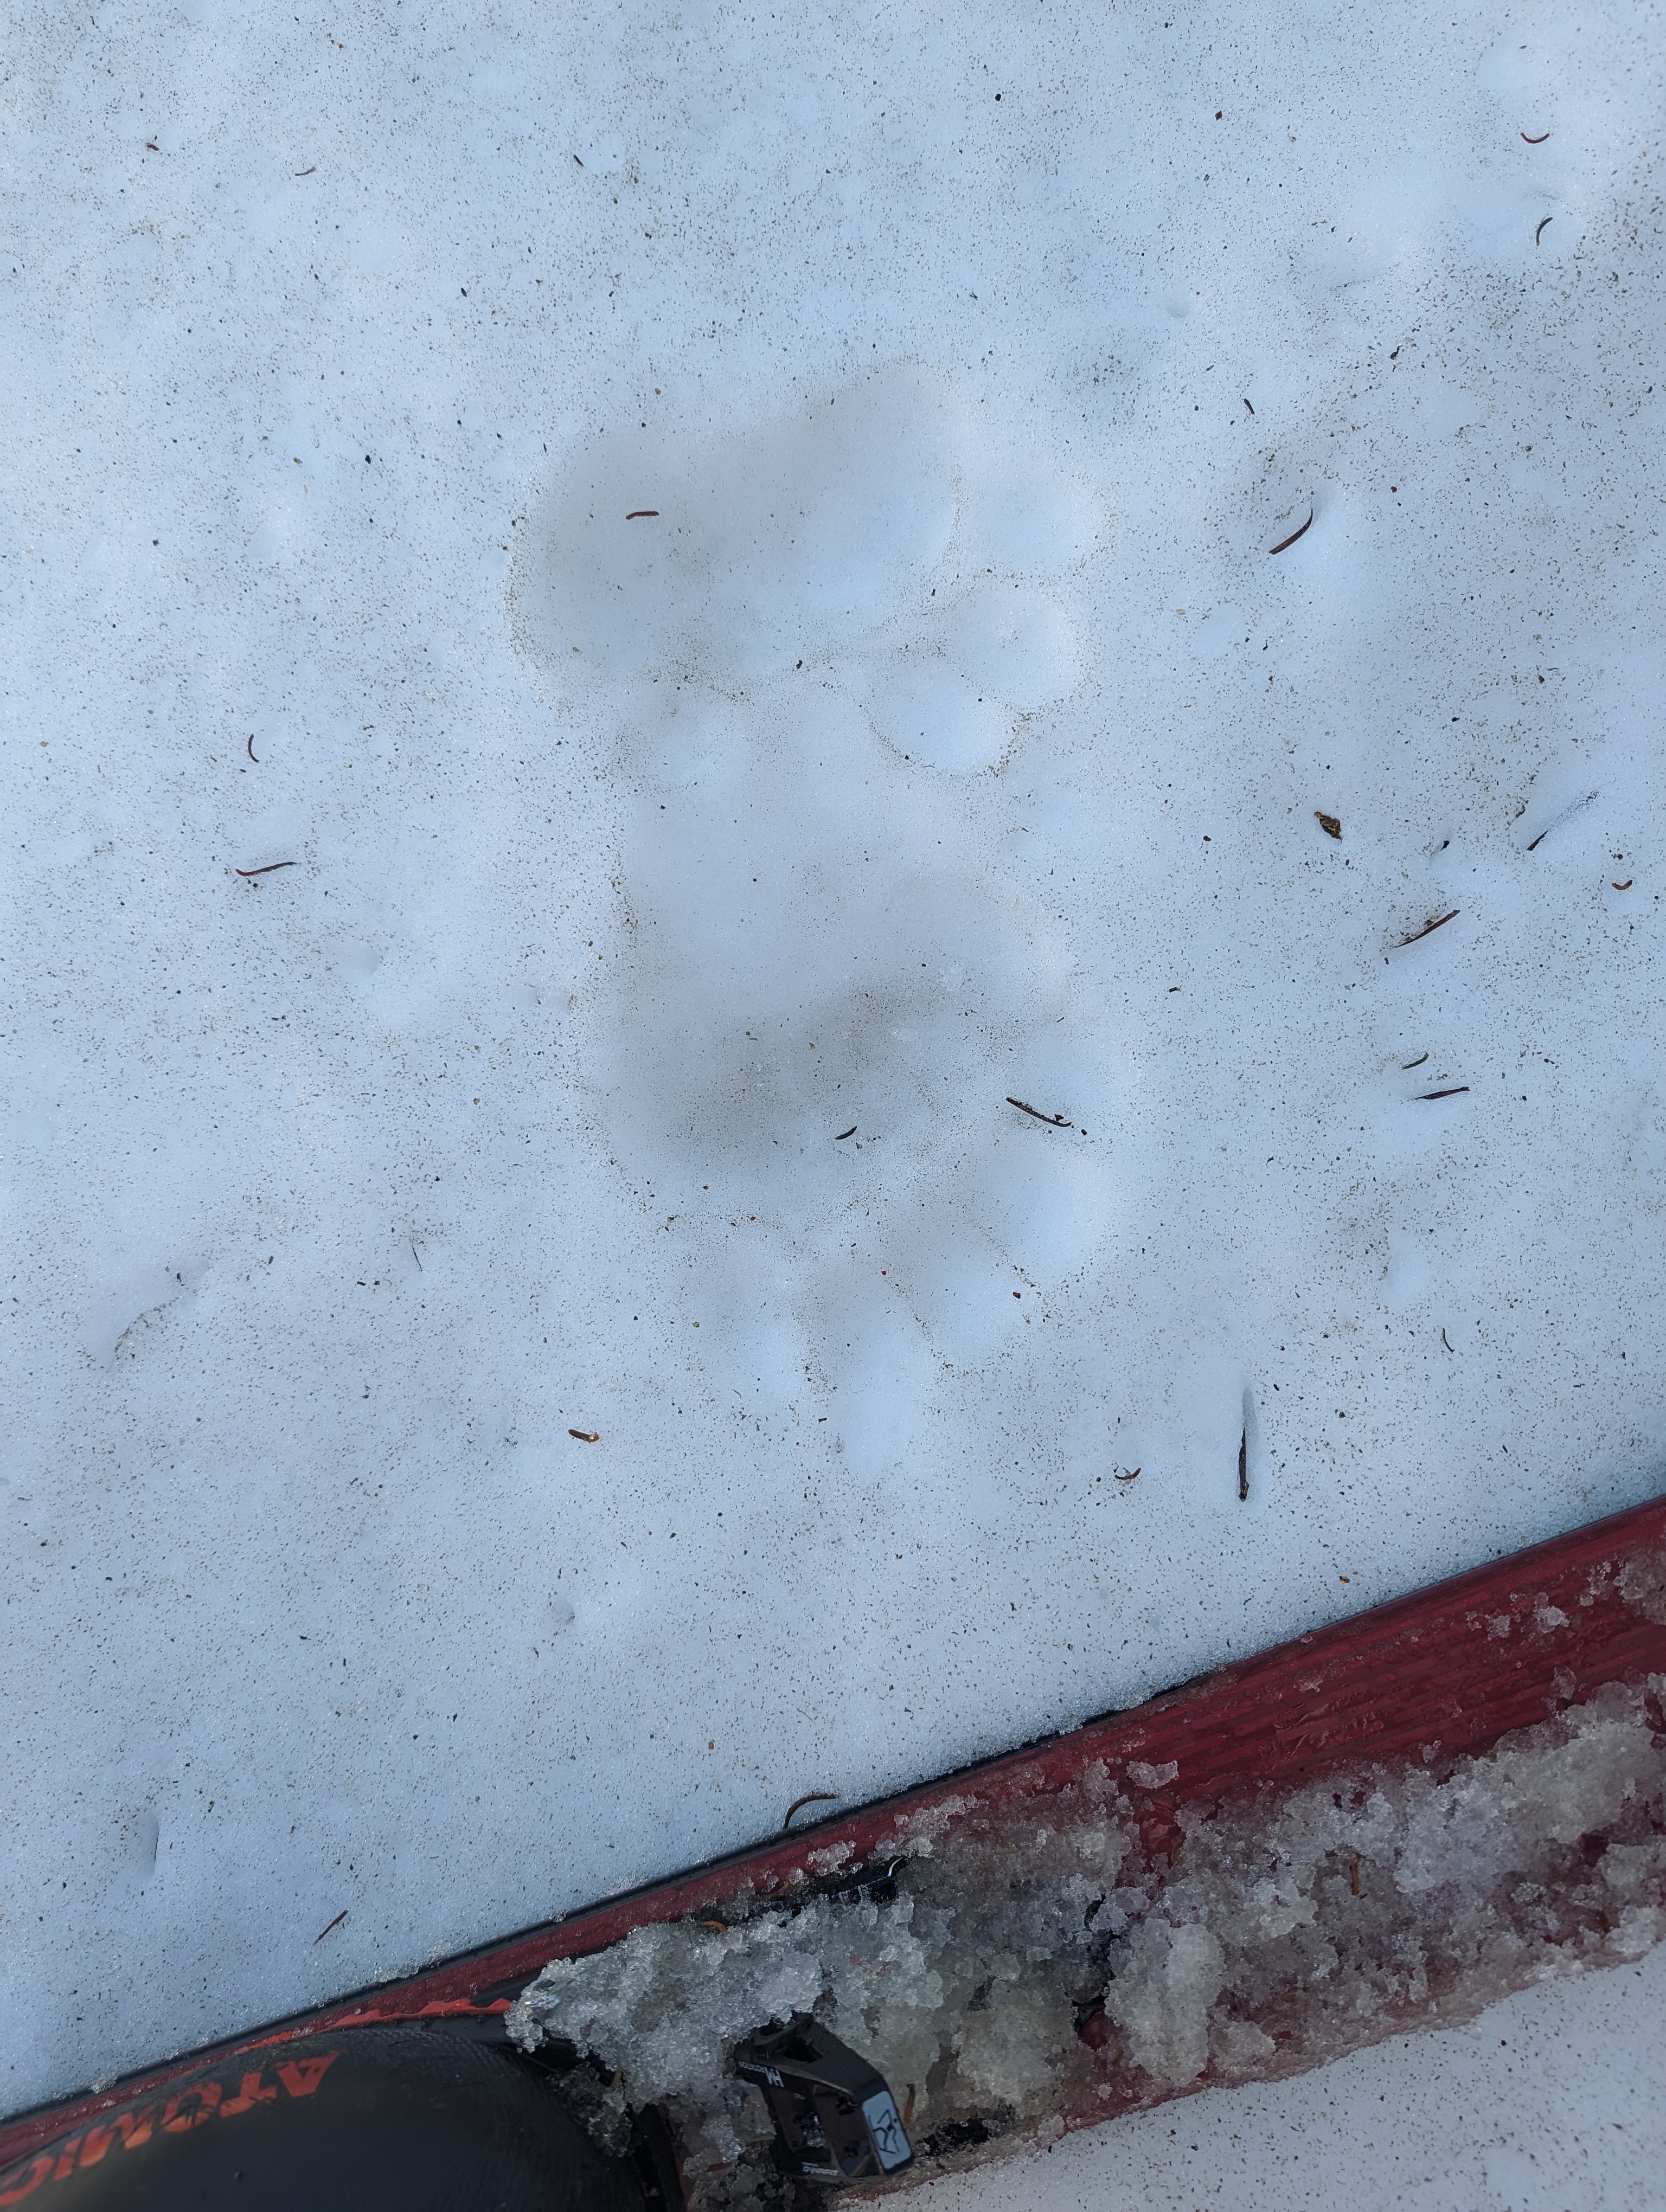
{"left": 511, "top": 1680, "right": 1666, "bottom": 2202}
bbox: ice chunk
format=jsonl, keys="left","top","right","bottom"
{"left": 1103, "top": 1920, "right": 1225, "bottom": 2087}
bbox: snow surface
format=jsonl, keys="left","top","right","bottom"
{"left": 5, "top": 0, "right": 1666, "bottom": 2135}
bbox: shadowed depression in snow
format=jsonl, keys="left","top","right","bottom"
{"left": 512, "top": 368, "right": 1116, "bottom": 1405}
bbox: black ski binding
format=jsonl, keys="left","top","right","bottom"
{"left": 734, "top": 2014, "right": 912, "bottom": 2185}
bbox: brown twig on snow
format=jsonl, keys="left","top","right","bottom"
{"left": 1396, "top": 909, "right": 1459, "bottom": 948}
{"left": 781, "top": 1792, "right": 840, "bottom": 1833}
{"left": 1007, "top": 1097, "right": 1072, "bottom": 1128}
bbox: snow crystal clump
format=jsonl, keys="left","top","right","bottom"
{"left": 509, "top": 1682, "right": 1666, "bottom": 2204}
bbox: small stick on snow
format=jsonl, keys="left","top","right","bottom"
{"left": 625, "top": 510, "right": 659, "bottom": 519}
{"left": 1441, "top": 1329, "right": 1458, "bottom": 1353}
{"left": 1243, "top": 397, "right": 1254, "bottom": 415}
{"left": 1535, "top": 217, "right": 1553, "bottom": 245}
{"left": 1238, "top": 1430, "right": 1248, "bottom": 1503}
{"left": 295, "top": 166, "right": 317, "bottom": 177}
{"left": 1613, "top": 879, "right": 1633, "bottom": 890}
{"left": 246, "top": 734, "right": 259, "bottom": 762}
{"left": 1268, "top": 508, "right": 1313, "bottom": 556}
{"left": 313, "top": 1911, "right": 347, "bottom": 1944}
{"left": 1402, "top": 1052, "right": 1430, "bottom": 1069}
{"left": 1114, "top": 1467, "right": 1141, "bottom": 1482}
{"left": 1396, "top": 909, "right": 1459, "bottom": 948}
{"left": 1418, "top": 1086, "right": 1470, "bottom": 1101}
{"left": 568, "top": 1428, "right": 600, "bottom": 1443}
{"left": 1007, "top": 1097, "right": 1072, "bottom": 1128}
{"left": 903, "top": 2085, "right": 917, "bottom": 2127}
{"left": 235, "top": 861, "right": 298, "bottom": 877}
{"left": 781, "top": 1791, "right": 839, "bottom": 1832}
{"left": 835, "top": 1125, "right": 857, "bottom": 1141}
{"left": 1521, "top": 131, "right": 1550, "bottom": 144}
{"left": 1526, "top": 792, "right": 1599, "bottom": 850}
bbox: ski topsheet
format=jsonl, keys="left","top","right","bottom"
{"left": 5, "top": 1494, "right": 1664, "bottom": 2203}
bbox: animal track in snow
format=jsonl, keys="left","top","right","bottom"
{"left": 514, "top": 366, "right": 1115, "bottom": 1443}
